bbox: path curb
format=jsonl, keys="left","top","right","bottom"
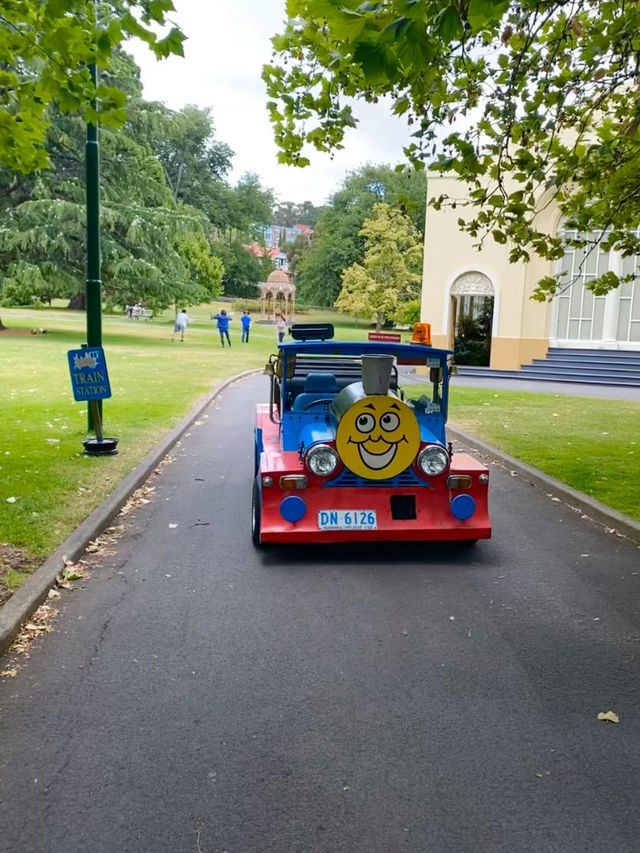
{"left": 0, "top": 369, "right": 260, "bottom": 656}
{"left": 448, "top": 426, "right": 640, "bottom": 546}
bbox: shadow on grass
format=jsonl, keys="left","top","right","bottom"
{"left": 16, "top": 326, "right": 193, "bottom": 350}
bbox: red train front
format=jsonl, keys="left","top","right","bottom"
{"left": 252, "top": 325, "right": 491, "bottom": 546}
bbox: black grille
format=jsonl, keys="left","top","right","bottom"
{"left": 390, "top": 495, "right": 416, "bottom": 520}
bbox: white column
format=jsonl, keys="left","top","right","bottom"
{"left": 602, "top": 250, "right": 621, "bottom": 347}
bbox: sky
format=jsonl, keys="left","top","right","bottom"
{"left": 128, "top": 0, "right": 415, "bottom": 207}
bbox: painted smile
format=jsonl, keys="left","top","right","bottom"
{"left": 350, "top": 436, "right": 407, "bottom": 471}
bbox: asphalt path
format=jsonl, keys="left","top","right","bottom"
{"left": 1, "top": 374, "right": 640, "bottom": 853}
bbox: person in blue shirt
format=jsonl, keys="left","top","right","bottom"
{"left": 212, "top": 309, "right": 232, "bottom": 347}
{"left": 240, "top": 310, "right": 251, "bottom": 343}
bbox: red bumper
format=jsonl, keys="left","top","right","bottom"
{"left": 257, "top": 453, "right": 491, "bottom": 544}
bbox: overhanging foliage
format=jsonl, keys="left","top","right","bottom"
{"left": 0, "top": 0, "right": 185, "bottom": 173}
{"left": 264, "top": 0, "right": 640, "bottom": 299}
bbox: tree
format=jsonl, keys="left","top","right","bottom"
{"left": 213, "top": 241, "right": 263, "bottom": 298}
{"left": 335, "top": 203, "right": 423, "bottom": 330}
{"left": 248, "top": 230, "right": 276, "bottom": 283}
{"left": 0, "top": 191, "right": 223, "bottom": 311}
{"left": 143, "top": 104, "right": 276, "bottom": 235}
{"left": 0, "top": 69, "right": 223, "bottom": 311}
{"left": 283, "top": 234, "right": 311, "bottom": 283}
{"left": 272, "top": 200, "right": 325, "bottom": 227}
{"left": 140, "top": 103, "right": 274, "bottom": 234}
{"left": 297, "top": 163, "right": 427, "bottom": 306}
{"left": 264, "top": 1, "right": 640, "bottom": 299}
{"left": 0, "top": 3, "right": 184, "bottom": 327}
{"left": 272, "top": 201, "right": 299, "bottom": 227}
{"left": 144, "top": 103, "right": 233, "bottom": 203}
{"left": 232, "top": 173, "right": 275, "bottom": 236}
{"left": 297, "top": 200, "right": 326, "bottom": 228}
{"left": 0, "top": 1, "right": 185, "bottom": 173}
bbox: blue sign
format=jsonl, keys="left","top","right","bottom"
{"left": 67, "top": 347, "right": 112, "bottom": 401}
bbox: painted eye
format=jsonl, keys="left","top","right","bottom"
{"left": 380, "top": 412, "right": 400, "bottom": 432}
{"left": 356, "top": 413, "right": 375, "bottom": 433}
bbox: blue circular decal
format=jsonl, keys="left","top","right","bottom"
{"left": 450, "top": 494, "right": 476, "bottom": 521}
{"left": 280, "top": 495, "right": 307, "bottom": 523}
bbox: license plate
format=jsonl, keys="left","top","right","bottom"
{"left": 318, "top": 510, "right": 377, "bottom": 530}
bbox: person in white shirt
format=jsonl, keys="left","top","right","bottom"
{"left": 172, "top": 309, "right": 190, "bottom": 342}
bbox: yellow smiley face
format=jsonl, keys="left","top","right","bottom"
{"left": 336, "top": 395, "right": 421, "bottom": 480}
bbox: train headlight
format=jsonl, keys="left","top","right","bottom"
{"left": 305, "top": 444, "right": 339, "bottom": 477}
{"left": 417, "top": 445, "right": 449, "bottom": 476}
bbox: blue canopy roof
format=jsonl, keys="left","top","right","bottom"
{"left": 278, "top": 340, "right": 452, "bottom": 359}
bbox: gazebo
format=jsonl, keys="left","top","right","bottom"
{"left": 259, "top": 269, "right": 296, "bottom": 322}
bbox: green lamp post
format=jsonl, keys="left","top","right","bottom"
{"left": 82, "top": 42, "right": 118, "bottom": 456}
{"left": 85, "top": 62, "right": 102, "bottom": 366}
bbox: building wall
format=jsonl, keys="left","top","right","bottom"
{"left": 422, "top": 175, "right": 551, "bottom": 368}
{"left": 422, "top": 175, "right": 640, "bottom": 364}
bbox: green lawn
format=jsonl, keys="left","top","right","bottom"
{"left": 0, "top": 302, "right": 372, "bottom": 560}
{"left": 446, "top": 385, "right": 640, "bottom": 521}
{"left": 1, "top": 304, "right": 638, "bottom": 597}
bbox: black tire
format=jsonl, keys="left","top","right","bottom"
{"left": 253, "top": 432, "right": 260, "bottom": 476}
{"left": 251, "top": 477, "right": 262, "bottom": 547}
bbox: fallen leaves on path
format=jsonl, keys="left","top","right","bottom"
{"left": 10, "top": 601, "right": 59, "bottom": 658}
{"left": 118, "top": 485, "right": 156, "bottom": 517}
{"left": 597, "top": 710, "right": 620, "bottom": 723}
{"left": 56, "top": 559, "right": 88, "bottom": 589}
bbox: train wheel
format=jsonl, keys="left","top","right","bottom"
{"left": 251, "top": 478, "right": 262, "bottom": 547}
{"left": 253, "top": 431, "right": 260, "bottom": 476}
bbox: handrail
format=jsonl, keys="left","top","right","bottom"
{"left": 268, "top": 374, "right": 281, "bottom": 425}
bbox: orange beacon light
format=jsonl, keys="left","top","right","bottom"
{"left": 410, "top": 322, "right": 432, "bottom": 346}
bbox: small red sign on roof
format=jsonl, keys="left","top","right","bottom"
{"left": 368, "top": 332, "right": 402, "bottom": 343}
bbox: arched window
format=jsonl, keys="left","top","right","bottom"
{"left": 450, "top": 272, "right": 495, "bottom": 324}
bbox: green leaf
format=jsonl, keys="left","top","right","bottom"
{"left": 353, "top": 41, "right": 399, "bottom": 85}
{"left": 467, "top": 0, "right": 509, "bottom": 30}
{"left": 146, "top": 0, "right": 174, "bottom": 21}
{"left": 434, "top": 6, "right": 463, "bottom": 41}
{"left": 330, "top": 9, "right": 368, "bottom": 41}
{"left": 153, "top": 27, "right": 186, "bottom": 59}
{"left": 43, "top": 0, "right": 76, "bottom": 19}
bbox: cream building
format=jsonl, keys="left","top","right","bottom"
{"left": 421, "top": 174, "right": 640, "bottom": 369}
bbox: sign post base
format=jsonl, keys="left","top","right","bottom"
{"left": 83, "top": 437, "right": 119, "bottom": 456}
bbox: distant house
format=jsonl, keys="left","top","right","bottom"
{"left": 245, "top": 222, "right": 313, "bottom": 280}
{"left": 261, "top": 223, "right": 313, "bottom": 249}
{"left": 245, "top": 243, "right": 289, "bottom": 271}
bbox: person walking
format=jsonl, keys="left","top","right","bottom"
{"left": 276, "top": 313, "right": 287, "bottom": 343}
{"left": 241, "top": 311, "right": 251, "bottom": 343}
{"left": 212, "top": 309, "right": 232, "bottom": 347}
{"left": 172, "top": 308, "right": 190, "bottom": 342}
